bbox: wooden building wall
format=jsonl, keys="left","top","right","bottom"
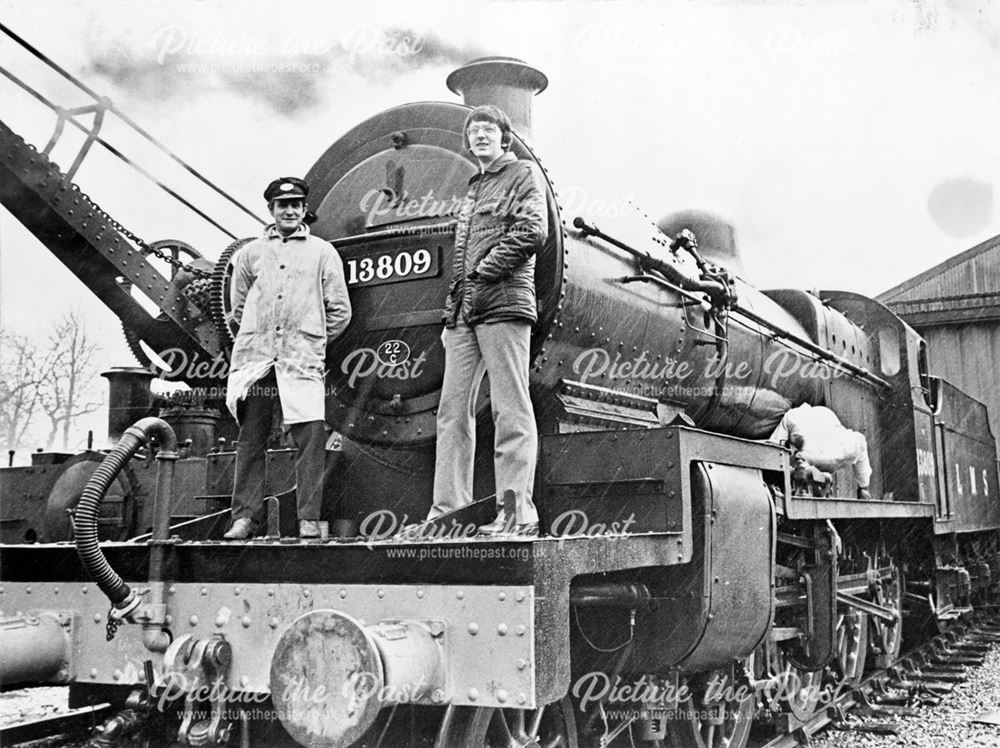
{"left": 921, "top": 322, "right": 1000, "bottom": 443}
{"left": 878, "top": 235, "right": 1000, "bottom": 442}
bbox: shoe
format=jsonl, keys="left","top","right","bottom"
{"left": 223, "top": 518, "right": 254, "bottom": 540}
{"left": 477, "top": 513, "right": 519, "bottom": 537}
{"left": 857, "top": 487, "right": 872, "bottom": 501}
{"left": 299, "top": 520, "right": 321, "bottom": 539}
{"left": 478, "top": 519, "right": 539, "bottom": 538}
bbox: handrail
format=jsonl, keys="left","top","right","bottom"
{"left": 0, "top": 22, "right": 265, "bottom": 239}
{"left": 573, "top": 217, "right": 892, "bottom": 390}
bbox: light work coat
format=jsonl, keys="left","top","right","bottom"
{"left": 225, "top": 223, "right": 352, "bottom": 424}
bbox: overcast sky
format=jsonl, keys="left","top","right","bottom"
{"left": 1, "top": 0, "right": 998, "bottom": 447}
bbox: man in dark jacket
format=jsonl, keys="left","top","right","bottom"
{"left": 427, "top": 104, "right": 548, "bottom": 536}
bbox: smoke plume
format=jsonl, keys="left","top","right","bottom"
{"left": 83, "top": 26, "right": 488, "bottom": 116}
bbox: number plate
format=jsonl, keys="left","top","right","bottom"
{"left": 345, "top": 246, "right": 440, "bottom": 288}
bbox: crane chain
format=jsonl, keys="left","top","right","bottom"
{"left": 79, "top": 186, "right": 214, "bottom": 279}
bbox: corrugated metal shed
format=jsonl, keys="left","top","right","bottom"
{"left": 877, "top": 234, "right": 1000, "bottom": 325}
{"left": 877, "top": 234, "right": 1000, "bottom": 441}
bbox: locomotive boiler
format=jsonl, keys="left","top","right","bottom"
{"left": 1, "top": 34, "right": 999, "bottom": 748}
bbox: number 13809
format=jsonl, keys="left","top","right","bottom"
{"left": 345, "top": 247, "right": 437, "bottom": 287}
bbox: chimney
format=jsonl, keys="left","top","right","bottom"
{"left": 446, "top": 57, "right": 548, "bottom": 138}
{"left": 102, "top": 367, "right": 155, "bottom": 445}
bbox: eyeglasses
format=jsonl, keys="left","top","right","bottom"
{"left": 466, "top": 124, "right": 501, "bottom": 136}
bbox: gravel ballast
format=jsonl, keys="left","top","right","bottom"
{"left": 809, "top": 641, "right": 1000, "bottom": 748}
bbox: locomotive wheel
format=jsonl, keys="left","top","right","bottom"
{"left": 835, "top": 609, "right": 868, "bottom": 683}
{"left": 435, "top": 697, "right": 578, "bottom": 747}
{"left": 664, "top": 663, "right": 753, "bottom": 748}
{"left": 869, "top": 564, "right": 904, "bottom": 666}
{"left": 757, "top": 640, "right": 822, "bottom": 724}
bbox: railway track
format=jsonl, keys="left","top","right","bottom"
{"left": 0, "top": 704, "right": 111, "bottom": 748}
{"left": 756, "top": 613, "right": 1000, "bottom": 747}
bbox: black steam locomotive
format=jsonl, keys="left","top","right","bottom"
{"left": 1, "top": 43, "right": 998, "bottom": 748}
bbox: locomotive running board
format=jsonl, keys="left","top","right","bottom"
{"left": 542, "top": 424, "right": 788, "bottom": 542}
{"left": 781, "top": 496, "right": 936, "bottom": 520}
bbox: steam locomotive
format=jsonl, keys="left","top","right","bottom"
{"left": 1, "top": 44, "right": 998, "bottom": 748}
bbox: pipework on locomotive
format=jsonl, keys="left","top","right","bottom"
{"left": 1, "top": 38, "right": 998, "bottom": 748}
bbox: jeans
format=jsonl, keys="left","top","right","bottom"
{"left": 231, "top": 372, "right": 326, "bottom": 526}
{"left": 430, "top": 319, "right": 538, "bottom": 523}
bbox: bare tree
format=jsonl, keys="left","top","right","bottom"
{"left": 0, "top": 332, "right": 48, "bottom": 452}
{"left": 0, "top": 313, "right": 105, "bottom": 453}
{"left": 38, "top": 312, "right": 105, "bottom": 451}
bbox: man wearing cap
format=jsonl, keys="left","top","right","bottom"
{"left": 223, "top": 177, "right": 352, "bottom": 540}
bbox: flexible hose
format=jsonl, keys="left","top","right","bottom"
{"left": 75, "top": 418, "right": 177, "bottom": 609}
